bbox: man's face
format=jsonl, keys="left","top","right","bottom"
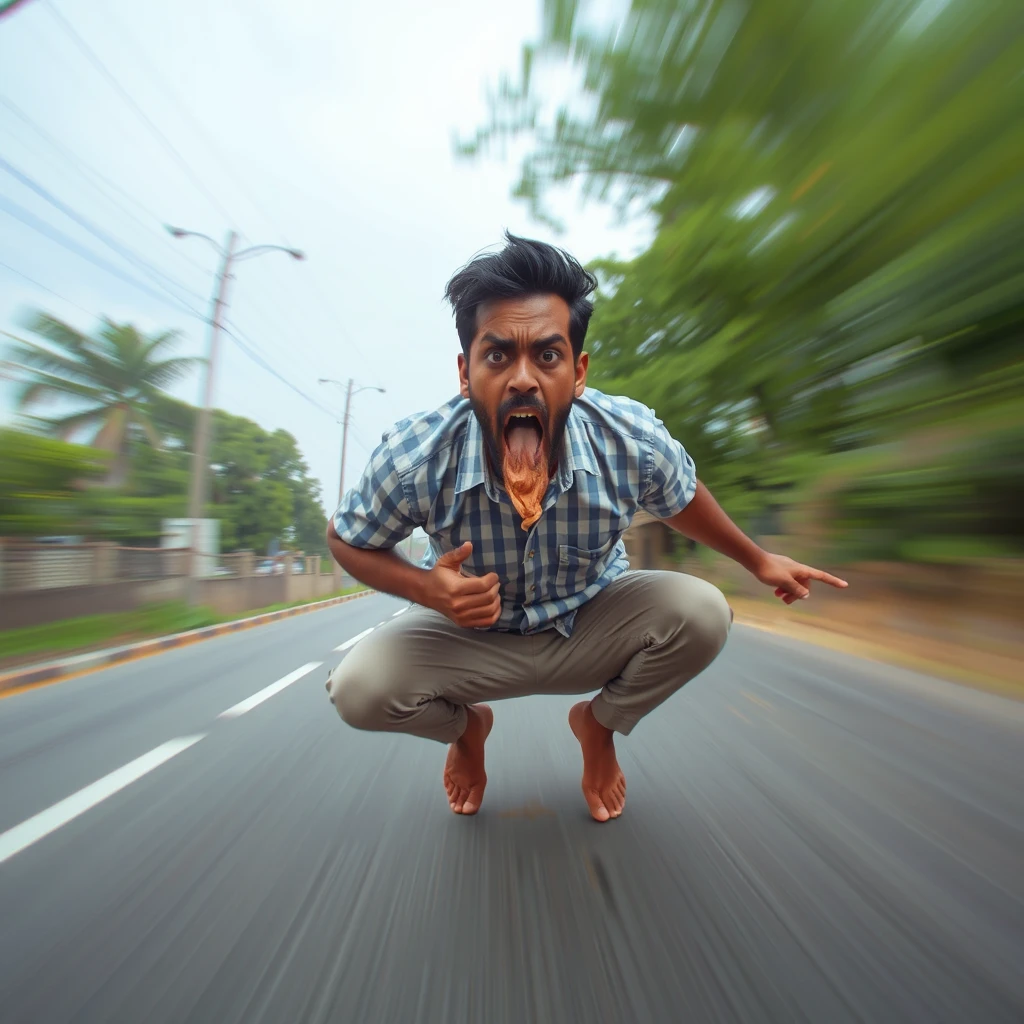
{"left": 458, "top": 294, "right": 588, "bottom": 522}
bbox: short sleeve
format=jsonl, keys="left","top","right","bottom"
{"left": 640, "top": 415, "right": 697, "bottom": 517}
{"left": 332, "top": 439, "right": 420, "bottom": 548}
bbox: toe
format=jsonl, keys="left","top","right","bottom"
{"left": 584, "top": 788, "right": 611, "bottom": 822}
{"left": 462, "top": 784, "right": 484, "bottom": 816}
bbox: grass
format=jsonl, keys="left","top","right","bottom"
{"left": 0, "top": 585, "right": 367, "bottom": 664}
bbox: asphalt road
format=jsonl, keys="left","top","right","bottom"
{"left": 0, "top": 592, "right": 1021, "bottom": 1023}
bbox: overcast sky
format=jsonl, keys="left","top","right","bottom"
{"left": 0, "top": 0, "right": 646, "bottom": 512}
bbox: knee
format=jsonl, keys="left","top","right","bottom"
{"left": 662, "top": 574, "right": 732, "bottom": 659}
{"left": 327, "top": 652, "right": 397, "bottom": 732}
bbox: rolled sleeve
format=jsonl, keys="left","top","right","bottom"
{"left": 640, "top": 415, "right": 697, "bottom": 518}
{"left": 332, "top": 440, "right": 420, "bottom": 548}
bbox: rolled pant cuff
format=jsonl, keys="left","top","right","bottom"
{"left": 590, "top": 693, "right": 640, "bottom": 736}
{"left": 423, "top": 704, "right": 468, "bottom": 745}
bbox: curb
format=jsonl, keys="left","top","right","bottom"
{"left": 0, "top": 589, "right": 375, "bottom": 698}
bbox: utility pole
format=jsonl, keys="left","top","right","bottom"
{"left": 318, "top": 377, "right": 385, "bottom": 507}
{"left": 185, "top": 230, "right": 236, "bottom": 597}
{"left": 168, "top": 226, "right": 305, "bottom": 604}
{"left": 339, "top": 376, "right": 354, "bottom": 508}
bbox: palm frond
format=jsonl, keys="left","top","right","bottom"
{"left": 140, "top": 330, "right": 183, "bottom": 362}
{"left": 43, "top": 407, "right": 108, "bottom": 442}
{"left": 14, "top": 371, "right": 107, "bottom": 409}
{"left": 144, "top": 355, "right": 200, "bottom": 389}
{"left": 6, "top": 340, "right": 98, "bottom": 386}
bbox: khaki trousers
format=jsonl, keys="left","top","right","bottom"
{"left": 327, "top": 571, "right": 732, "bottom": 743}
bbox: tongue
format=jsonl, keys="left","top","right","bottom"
{"left": 503, "top": 421, "right": 546, "bottom": 531}
{"left": 506, "top": 422, "right": 542, "bottom": 464}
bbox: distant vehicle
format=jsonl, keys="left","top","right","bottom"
{"left": 291, "top": 562, "right": 304, "bottom": 574}
{"left": 255, "top": 559, "right": 275, "bottom": 575}
{"left": 212, "top": 566, "right": 234, "bottom": 577}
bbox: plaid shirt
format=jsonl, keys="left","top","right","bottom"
{"left": 333, "top": 387, "right": 696, "bottom": 637}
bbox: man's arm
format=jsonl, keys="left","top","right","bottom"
{"left": 327, "top": 520, "right": 502, "bottom": 627}
{"left": 663, "top": 480, "right": 848, "bottom": 604}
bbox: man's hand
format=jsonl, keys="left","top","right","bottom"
{"left": 424, "top": 541, "right": 502, "bottom": 628}
{"left": 753, "top": 552, "right": 848, "bottom": 604}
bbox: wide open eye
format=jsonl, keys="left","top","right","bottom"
{"left": 485, "top": 350, "right": 506, "bottom": 365}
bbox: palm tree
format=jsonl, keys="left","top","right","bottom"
{"left": 8, "top": 313, "right": 199, "bottom": 486}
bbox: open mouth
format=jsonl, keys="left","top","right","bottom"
{"left": 502, "top": 410, "right": 545, "bottom": 464}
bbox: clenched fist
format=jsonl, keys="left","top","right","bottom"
{"left": 423, "top": 541, "right": 502, "bottom": 628}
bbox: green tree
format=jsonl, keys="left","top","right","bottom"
{"left": 466, "top": 0, "right": 1024, "bottom": 561}
{"left": 0, "top": 429, "right": 107, "bottom": 536}
{"left": 7, "top": 313, "right": 198, "bottom": 486}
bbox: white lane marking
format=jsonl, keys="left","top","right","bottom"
{"left": 334, "top": 627, "right": 374, "bottom": 652}
{"left": 218, "top": 662, "right": 323, "bottom": 719}
{"left": 391, "top": 606, "right": 408, "bottom": 617}
{"left": 0, "top": 735, "right": 205, "bottom": 866}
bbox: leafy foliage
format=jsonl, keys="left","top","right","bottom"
{"left": 3, "top": 316, "right": 328, "bottom": 554}
{"left": 8, "top": 314, "right": 198, "bottom": 486}
{"left": 0, "top": 429, "right": 108, "bottom": 536}
{"left": 466, "top": 0, "right": 1024, "bottom": 561}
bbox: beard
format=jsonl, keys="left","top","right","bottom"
{"left": 469, "top": 389, "right": 573, "bottom": 530}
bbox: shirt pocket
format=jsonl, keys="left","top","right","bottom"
{"left": 553, "top": 538, "right": 616, "bottom": 596}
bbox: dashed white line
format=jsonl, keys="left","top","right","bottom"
{"left": 391, "top": 606, "right": 408, "bottom": 617}
{"left": 218, "top": 661, "right": 323, "bottom": 719}
{"left": 334, "top": 627, "right": 375, "bottom": 652}
{"left": 0, "top": 734, "right": 206, "bottom": 866}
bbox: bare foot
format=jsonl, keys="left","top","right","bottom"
{"left": 569, "top": 701, "right": 626, "bottom": 822}
{"left": 444, "top": 704, "right": 494, "bottom": 815}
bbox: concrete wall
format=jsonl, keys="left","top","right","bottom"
{"left": 0, "top": 577, "right": 188, "bottom": 631}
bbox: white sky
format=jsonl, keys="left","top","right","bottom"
{"left": 0, "top": 0, "right": 648, "bottom": 512}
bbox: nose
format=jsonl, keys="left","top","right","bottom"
{"left": 507, "top": 353, "right": 539, "bottom": 396}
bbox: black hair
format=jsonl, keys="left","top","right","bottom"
{"left": 443, "top": 231, "right": 598, "bottom": 358}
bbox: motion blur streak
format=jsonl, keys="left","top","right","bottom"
{"left": 466, "top": 0, "right": 1022, "bottom": 579}
{"left": 0, "top": 596, "right": 1021, "bottom": 1021}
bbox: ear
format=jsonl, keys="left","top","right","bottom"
{"left": 458, "top": 352, "right": 470, "bottom": 399}
{"left": 574, "top": 351, "right": 588, "bottom": 398}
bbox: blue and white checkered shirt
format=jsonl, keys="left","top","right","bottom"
{"left": 333, "top": 387, "right": 696, "bottom": 637}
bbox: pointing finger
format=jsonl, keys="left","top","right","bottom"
{"left": 801, "top": 566, "right": 848, "bottom": 589}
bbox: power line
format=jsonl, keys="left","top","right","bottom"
{"left": 96, "top": 0, "right": 287, "bottom": 244}
{"left": 0, "top": 259, "right": 97, "bottom": 318}
{"left": 221, "top": 323, "right": 338, "bottom": 418}
{"left": 44, "top": 0, "right": 238, "bottom": 227}
{"left": 0, "top": 191, "right": 202, "bottom": 317}
{"left": 0, "top": 93, "right": 211, "bottom": 277}
{"left": 1, "top": 156, "right": 210, "bottom": 314}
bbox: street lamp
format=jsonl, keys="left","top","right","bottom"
{"left": 318, "top": 377, "right": 385, "bottom": 506}
{"left": 167, "top": 226, "right": 305, "bottom": 603}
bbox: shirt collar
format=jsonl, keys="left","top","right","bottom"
{"left": 456, "top": 401, "right": 599, "bottom": 499}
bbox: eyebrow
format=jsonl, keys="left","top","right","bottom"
{"left": 479, "top": 332, "right": 568, "bottom": 351}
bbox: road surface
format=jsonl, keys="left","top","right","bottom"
{"left": 0, "top": 593, "right": 1021, "bottom": 1023}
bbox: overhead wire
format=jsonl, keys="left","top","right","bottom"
{"left": 10, "top": 3, "right": 376, "bottom": 420}
{"left": 92, "top": 1, "right": 380, "bottom": 384}
{"left": 0, "top": 93, "right": 212, "bottom": 278}
{"left": 0, "top": 192, "right": 204, "bottom": 317}
{"left": 44, "top": 0, "right": 238, "bottom": 228}
{"left": 221, "top": 323, "right": 338, "bottom": 418}
{"left": 1, "top": 156, "right": 211, "bottom": 314}
{"left": 0, "top": 259, "right": 98, "bottom": 319}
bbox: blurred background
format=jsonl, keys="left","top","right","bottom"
{"left": 1, "top": 4, "right": 1023, "bottom": 1023}
{"left": 1, "top": 0, "right": 1021, "bottom": 679}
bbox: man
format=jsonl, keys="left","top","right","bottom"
{"left": 326, "top": 232, "right": 847, "bottom": 822}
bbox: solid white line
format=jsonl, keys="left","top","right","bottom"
{"left": 334, "top": 627, "right": 375, "bottom": 652}
{"left": 391, "top": 606, "right": 408, "bottom": 617}
{"left": 0, "top": 734, "right": 205, "bottom": 866}
{"left": 218, "top": 662, "right": 323, "bottom": 719}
